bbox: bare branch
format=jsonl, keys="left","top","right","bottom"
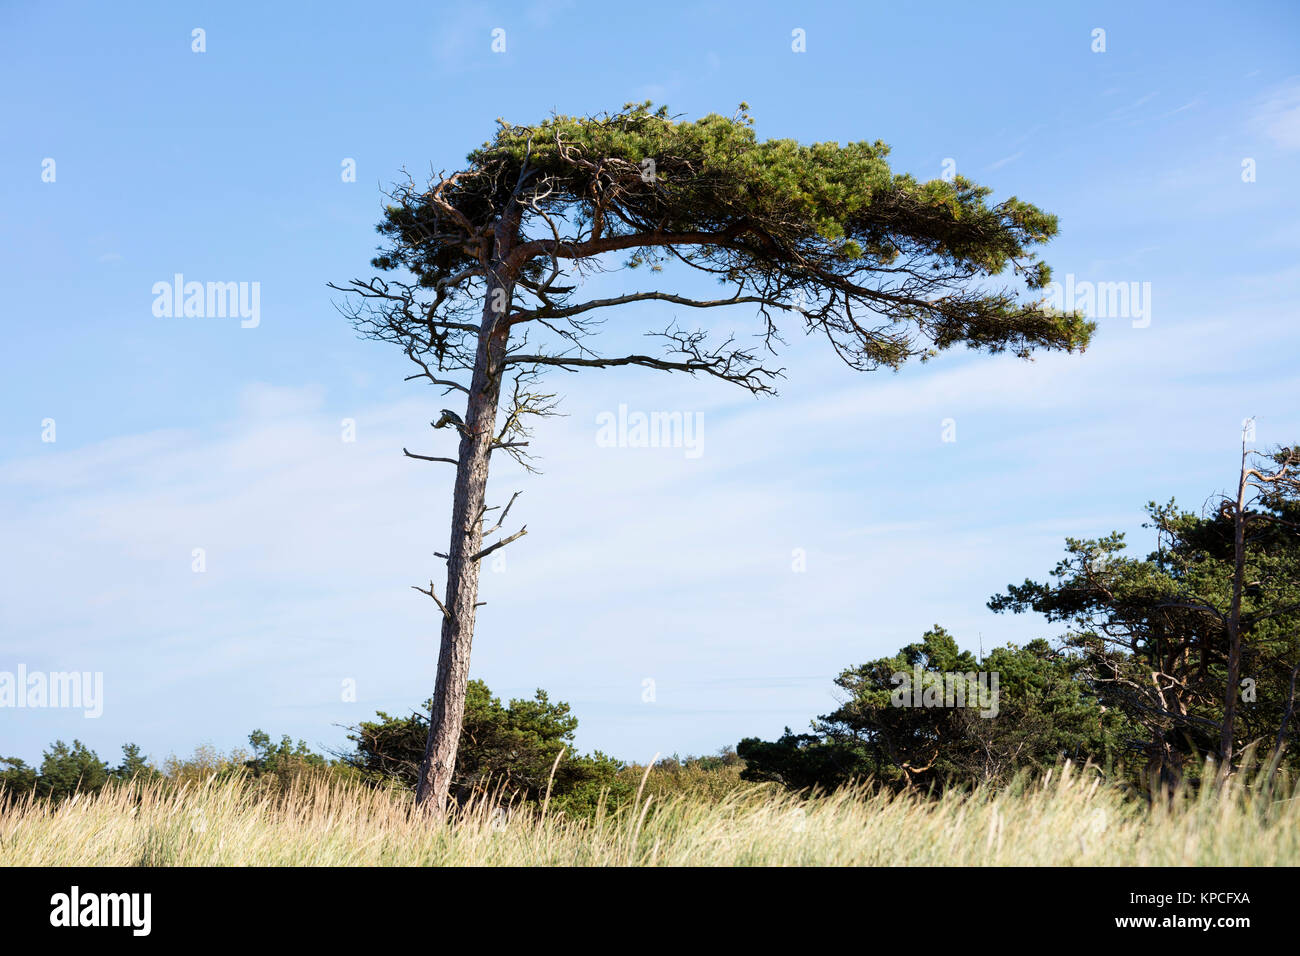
{"left": 471, "top": 526, "right": 527, "bottom": 563}
{"left": 509, "top": 289, "right": 786, "bottom": 324}
{"left": 403, "top": 447, "right": 458, "bottom": 465}
{"left": 411, "top": 580, "right": 451, "bottom": 618}
{"left": 483, "top": 491, "right": 522, "bottom": 537}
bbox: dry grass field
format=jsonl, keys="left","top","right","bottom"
{"left": 2, "top": 762, "right": 1295, "bottom": 866}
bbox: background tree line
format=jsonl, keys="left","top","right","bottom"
{"left": 0, "top": 682, "right": 660, "bottom": 816}
{"left": 740, "top": 444, "right": 1300, "bottom": 794}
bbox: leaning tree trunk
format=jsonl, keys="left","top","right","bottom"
{"left": 415, "top": 252, "right": 515, "bottom": 813}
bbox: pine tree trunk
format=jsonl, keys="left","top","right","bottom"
{"left": 415, "top": 256, "right": 514, "bottom": 812}
{"left": 1219, "top": 452, "right": 1250, "bottom": 775}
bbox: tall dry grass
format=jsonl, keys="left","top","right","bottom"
{"left": 1, "top": 762, "right": 1295, "bottom": 866}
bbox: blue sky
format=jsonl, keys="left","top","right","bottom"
{"left": 2, "top": 0, "right": 1299, "bottom": 767}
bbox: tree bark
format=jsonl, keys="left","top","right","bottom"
{"left": 415, "top": 229, "right": 517, "bottom": 812}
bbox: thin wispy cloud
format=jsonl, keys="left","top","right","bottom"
{"left": 1253, "top": 77, "right": 1300, "bottom": 150}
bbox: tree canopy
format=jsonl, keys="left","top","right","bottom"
{"left": 991, "top": 453, "right": 1300, "bottom": 786}
{"left": 341, "top": 101, "right": 1093, "bottom": 412}
{"left": 738, "top": 626, "right": 1119, "bottom": 793}
{"left": 344, "top": 679, "right": 630, "bottom": 816}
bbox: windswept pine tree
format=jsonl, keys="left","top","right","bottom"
{"left": 333, "top": 102, "right": 1093, "bottom": 812}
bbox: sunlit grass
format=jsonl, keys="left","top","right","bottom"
{"left": 2, "top": 762, "right": 1294, "bottom": 866}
